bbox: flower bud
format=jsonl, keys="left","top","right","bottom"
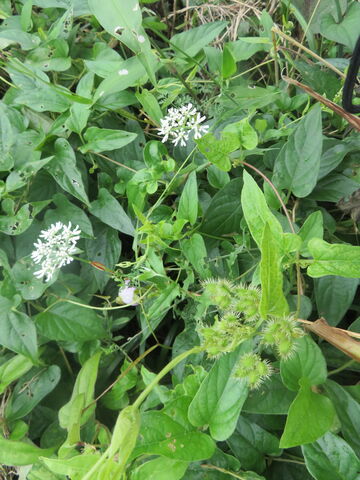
{"left": 261, "top": 316, "right": 303, "bottom": 358}
{"left": 202, "top": 278, "right": 234, "bottom": 310}
{"left": 231, "top": 285, "right": 261, "bottom": 321}
{"left": 233, "top": 352, "right": 272, "bottom": 389}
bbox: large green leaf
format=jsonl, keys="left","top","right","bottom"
{"left": 273, "top": 105, "right": 322, "bottom": 197}
{"left": 171, "top": 21, "right": 227, "bottom": 58}
{"left": 227, "top": 416, "right": 281, "bottom": 473}
{"left": 79, "top": 127, "right": 137, "bottom": 154}
{"left": 280, "top": 335, "right": 327, "bottom": 391}
{"left": 302, "top": 432, "right": 360, "bottom": 480}
{"left": 259, "top": 223, "right": 289, "bottom": 317}
{"left": 89, "top": 188, "right": 135, "bottom": 236}
{"left": 320, "top": 2, "right": 360, "bottom": 50}
{"left": 0, "top": 436, "right": 53, "bottom": 466}
{"left": 46, "top": 139, "right": 90, "bottom": 206}
{"left": 243, "top": 374, "right": 296, "bottom": 415}
{"left": 5, "top": 365, "right": 61, "bottom": 422}
{"left": 131, "top": 457, "right": 189, "bottom": 480}
{"left": 280, "top": 379, "right": 335, "bottom": 448}
{"left": 241, "top": 170, "right": 283, "bottom": 249}
{"left": 132, "top": 411, "right": 215, "bottom": 461}
{"left": 307, "top": 239, "right": 360, "bottom": 278}
{"left": 314, "top": 276, "right": 358, "bottom": 326}
{"left": 59, "top": 352, "right": 102, "bottom": 432}
{"left": 201, "top": 177, "right": 243, "bottom": 237}
{"left": 0, "top": 296, "right": 38, "bottom": 362}
{"left": 298, "top": 211, "right": 323, "bottom": 257}
{"left": 324, "top": 380, "right": 360, "bottom": 456}
{"left": 188, "top": 344, "right": 250, "bottom": 441}
{"left": 35, "top": 300, "right": 107, "bottom": 342}
{"left": 178, "top": 171, "right": 198, "bottom": 226}
{"left": 0, "top": 355, "right": 33, "bottom": 395}
{"left": 44, "top": 194, "right": 94, "bottom": 239}
{"left": 84, "top": 221, "right": 121, "bottom": 292}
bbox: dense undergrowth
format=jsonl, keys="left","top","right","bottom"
{"left": 0, "top": 0, "right": 360, "bottom": 479}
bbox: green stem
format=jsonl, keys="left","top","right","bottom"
{"left": 133, "top": 346, "right": 203, "bottom": 409}
{"left": 328, "top": 359, "right": 355, "bottom": 376}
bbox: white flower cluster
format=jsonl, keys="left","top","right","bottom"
{"left": 158, "top": 103, "right": 209, "bottom": 147}
{"left": 31, "top": 222, "right": 81, "bottom": 282}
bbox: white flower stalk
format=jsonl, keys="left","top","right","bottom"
{"left": 158, "top": 103, "right": 209, "bottom": 147}
{"left": 117, "top": 280, "right": 139, "bottom": 306}
{"left": 31, "top": 222, "right": 81, "bottom": 282}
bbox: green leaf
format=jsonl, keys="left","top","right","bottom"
{"left": 79, "top": 127, "right": 137, "bottom": 153}
{"left": 324, "top": 380, "right": 360, "bottom": 456}
{"left": 320, "top": 2, "right": 360, "bottom": 50}
{"left": 45, "top": 194, "right": 94, "bottom": 238}
{"left": 46, "top": 139, "right": 90, "bottom": 206}
{"left": 84, "top": 221, "right": 122, "bottom": 292}
{"left": 40, "top": 454, "right": 100, "bottom": 478}
{"left": 280, "top": 378, "right": 335, "bottom": 448}
{"left": 140, "top": 283, "right": 180, "bottom": 341}
{"left": 241, "top": 170, "right": 283, "bottom": 249}
{"left": 66, "top": 72, "right": 94, "bottom": 135}
{"left": 222, "top": 43, "right": 237, "bottom": 79}
{"left": 259, "top": 223, "right": 289, "bottom": 317}
{"left": 188, "top": 344, "right": 250, "bottom": 441}
{"left": 298, "top": 211, "right": 323, "bottom": 256}
{"left": 135, "top": 88, "right": 163, "bottom": 125}
{"left": 35, "top": 301, "right": 107, "bottom": 342}
{"left": 227, "top": 416, "right": 281, "bottom": 473}
{"left": 0, "top": 436, "right": 53, "bottom": 466}
{"left": 59, "top": 352, "right": 102, "bottom": 431}
{"left": 309, "top": 174, "right": 360, "bottom": 203}
{"left": 88, "top": 0, "right": 141, "bottom": 34}
{"left": 181, "top": 233, "right": 210, "bottom": 278}
{"left": 0, "top": 355, "right": 33, "bottom": 395}
{"left": 171, "top": 21, "right": 228, "bottom": 58}
{"left": 0, "top": 103, "right": 15, "bottom": 171}
{"left": 5, "top": 366, "right": 61, "bottom": 421}
{"left": 201, "top": 177, "right": 243, "bottom": 237}
{"left": 314, "top": 276, "right": 358, "bottom": 326}
{"left": 273, "top": 105, "right": 322, "bottom": 197}
{"left": 243, "top": 374, "right": 296, "bottom": 414}
{"left": 280, "top": 336, "right": 327, "bottom": 391}
{"left": 89, "top": 188, "right": 135, "bottom": 236}
{"left": 196, "top": 132, "right": 237, "bottom": 171}
{"left": 302, "top": 432, "right": 360, "bottom": 480}
{"left": 0, "top": 296, "right": 38, "bottom": 362}
{"left": 177, "top": 171, "right": 198, "bottom": 226}
{"left": 223, "top": 118, "right": 258, "bottom": 150}
{"left": 132, "top": 411, "right": 215, "bottom": 461}
{"left": 131, "top": 456, "right": 189, "bottom": 480}
{"left": 307, "top": 239, "right": 360, "bottom": 278}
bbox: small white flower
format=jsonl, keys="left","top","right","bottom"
{"left": 117, "top": 280, "right": 138, "bottom": 306}
{"left": 118, "top": 69, "right": 129, "bottom": 76}
{"left": 31, "top": 222, "right": 81, "bottom": 282}
{"left": 158, "top": 103, "right": 209, "bottom": 147}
